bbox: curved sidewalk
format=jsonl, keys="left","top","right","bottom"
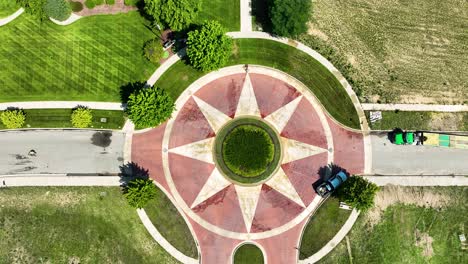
{"left": 362, "top": 103, "right": 468, "bottom": 112}
{"left": 50, "top": 13, "right": 82, "bottom": 26}
{"left": 0, "top": 8, "right": 24, "bottom": 27}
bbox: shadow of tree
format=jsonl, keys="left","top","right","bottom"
{"left": 252, "top": 0, "right": 273, "bottom": 32}
{"left": 119, "top": 162, "right": 150, "bottom": 192}
{"left": 119, "top": 81, "right": 148, "bottom": 104}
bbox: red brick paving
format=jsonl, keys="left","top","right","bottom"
{"left": 282, "top": 152, "right": 327, "bottom": 205}
{"left": 251, "top": 185, "right": 305, "bottom": 233}
{"left": 281, "top": 98, "right": 328, "bottom": 149}
{"left": 194, "top": 74, "right": 244, "bottom": 118}
{"left": 251, "top": 73, "right": 301, "bottom": 117}
{"left": 169, "top": 97, "right": 215, "bottom": 149}
{"left": 193, "top": 185, "right": 247, "bottom": 233}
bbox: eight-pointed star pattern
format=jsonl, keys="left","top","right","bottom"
{"left": 168, "top": 74, "right": 330, "bottom": 232}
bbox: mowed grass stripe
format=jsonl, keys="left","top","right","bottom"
{"left": 0, "top": 12, "right": 156, "bottom": 102}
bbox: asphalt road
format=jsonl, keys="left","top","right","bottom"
{"left": 0, "top": 130, "right": 124, "bottom": 175}
{"left": 371, "top": 133, "right": 468, "bottom": 175}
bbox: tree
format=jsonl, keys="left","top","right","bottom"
{"left": 126, "top": 86, "right": 175, "bottom": 129}
{"left": 144, "top": 0, "right": 200, "bottom": 31}
{"left": 124, "top": 178, "right": 157, "bottom": 208}
{"left": 269, "top": 0, "right": 311, "bottom": 37}
{"left": 44, "top": 0, "right": 71, "bottom": 21}
{"left": 16, "top": 0, "right": 48, "bottom": 21}
{"left": 0, "top": 109, "right": 26, "bottom": 129}
{"left": 186, "top": 20, "right": 233, "bottom": 72}
{"left": 143, "top": 39, "right": 164, "bottom": 65}
{"left": 335, "top": 176, "right": 379, "bottom": 211}
{"left": 71, "top": 107, "right": 93, "bottom": 128}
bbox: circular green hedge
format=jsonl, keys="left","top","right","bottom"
{"left": 214, "top": 117, "right": 282, "bottom": 185}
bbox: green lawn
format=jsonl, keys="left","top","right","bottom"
{"left": 0, "top": 12, "right": 156, "bottom": 102}
{"left": 0, "top": 187, "right": 178, "bottom": 263}
{"left": 367, "top": 111, "right": 468, "bottom": 131}
{"left": 0, "top": 109, "right": 125, "bottom": 129}
{"left": 234, "top": 244, "right": 264, "bottom": 264}
{"left": 299, "top": 197, "right": 352, "bottom": 259}
{"left": 0, "top": 0, "right": 19, "bottom": 18}
{"left": 196, "top": 0, "right": 240, "bottom": 31}
{"left": 156, "top": 39, "right": 360, "bottom": 129}
{"left": 319, "top": 187, "right": 468, "bottom": 264}
{"left": 144, "top": 186, "right": 198, "bottom": 259}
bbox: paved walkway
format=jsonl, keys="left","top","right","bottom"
{"left": 0, "top": 8, "right": 24, "bottom": 27}
{"left": 299, "top": 209, "right": 360, "bottom": 264}
{"left": 0, "top": 174, "right": 121, "bottom": 187}
{"left": 362, "top": 103, "right": 468, "bottom": 112}
{"left": 147, "top": 48, "right": 186, "bottom": 86}
{"left": 74, "top": 0, "right": 136, "bottom": 16}
{"left": 0, "top": 101, "right": 123, "bottom": 110}
{"left": 240, "top": 0, "right": 252, "bottom": 32}
{"left": 50, "top": 13, "right": 82, "bottom": 26}
{"left": 366, "top": 176, "right": 468, "bottom": 186}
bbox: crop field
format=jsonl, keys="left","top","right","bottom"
{"left": 309, "top": 0, "right": 468, "bottom": 104}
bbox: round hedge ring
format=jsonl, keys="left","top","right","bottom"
{"left": 214, "top": 117, "right": 282, "bottom": 185}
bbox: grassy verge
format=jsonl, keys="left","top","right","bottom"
{"left": 309, "top": 0, "right": 468, "bottom": 104}
{"left": 319, "top": 186, "right": 468, "bottom": 263}
{"left": 156, "top": 39, "right": 360, "bottom": 129}
{"left": 144, "top": 186, "right": 198, "bottom": 258}
{"left": 0, "top": 187, "right": 178, "bottom": 263}
{"left": 0, "top": 109, "right": 125, "bottom": 129}
{"left": 299, "top": 197, "right": 352, "bottom": 259}
{"left": 196, "top": 0, "right": 240, "bottom": 31}
{"left": 366, "top": 111, "right": 468, "bottom": 131}
{"left": 0, "top": 12, "right": 156, "bottom": 102}
{"left": 0, "top": 0, "right": 19, "bottom": 18}
{"left": 234, "top": 244, "right": 264, "bottom": 264}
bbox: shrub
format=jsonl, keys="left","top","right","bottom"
{"left": 144, "top": 0, "right": 200, "bottom": 31}
{"left": 44, "top": 0, "right": 71, "bottom": 21}
{"left": 16, "top": 0, "right": 47, "bottom": 20}
{"left": 0, "top": 109, "right": 26, "bottom": 129}
{"left": 71, "top": 107, "right": 93, "bottom": 128}
{"left": 335, "top": 176, "right": 379, "bottom": 211}
{"left": 270, "top": 0, "right": 310, "bottom": 37}
{"left": 126, "top": 86, "right": 175, "bottom": 129}
{"left": 124, "top": 178, "right": 157, "bottom": 208}
{"left": 187, "top": 20, "right": 233, "bottom": 72}
{"left": 85, "top": 0, "right": 104, "bottom": 9}
{"left": 143, "top": 39, "right": 164, "bottom": 65}
{"left": 69, "top": 1, "right": 83, "bottom": 12}
{"left": 124, "top": 0, "right": 140, "bottom": 6}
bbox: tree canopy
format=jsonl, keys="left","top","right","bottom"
{"left": 44, "top": 0, "right": 71, "bottom": 21}
{"left": 124, "top": 178, "right": 157, "bottom": 208}
{"left": 126, "top": 86, "right": 175, "bottom": 129}
{"left": 0, "top": 109, "right": 26, "bottom": 129}
{"left": 144, "top": 0, "right": 200, "bottom": 31}
{"left": 71, "top": 107, "right": 93, "bottom": 128}
{"left": 270, "top": 0, "right": 311, "bottom": 37}
{"left": 335, "top": 176, "right": 379, "bottom": 211}
{"left": 186, "top": 20, "right": 233, "bottom": 72}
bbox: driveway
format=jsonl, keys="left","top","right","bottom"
{"left": 371, "top": 132, "right": 468, "bottom": 175}
{"left": 0, "top": 130, "right": 124, "bottom": 175}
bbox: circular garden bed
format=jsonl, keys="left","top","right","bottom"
{"left": 214, "top": 117, "right": 282, "bottom": 185}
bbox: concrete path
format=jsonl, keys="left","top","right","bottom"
{"left": 240, "top": 0, "right": 252, "bottom": 32}
{"left": 370, "top": 133, "right": 468, "bottom": 175}
{"left": 0, "top": 8, "right": 24, "bottom": 27}
{"left": 362, "top": 103, "right": 468, "bottom": 112}
{"left": 0, "top": 174, "right": 121, "bottom": 187}
{"left": 137, "top": 209, "right": 199, "bottom": 264}
{"left": 147, "top": 48, "right": 186, "bottom": 86}
{"left": 366, "top": 175, "right": 468, "bottom": 186}
{"left": 299, "top": 209, "right": 360, "bottom": 264}
{"left": 49, "top": 13, "right": 82, "bottom": 26}
{"left": 0, "top": 101, "right": 123, "bottom": 111}
{"left": 0, "top": 130, "right": 125, "bottom": 175}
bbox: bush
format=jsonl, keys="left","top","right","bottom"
{"left": 126, "top": 86, "right": 175, "bottom": 129}
{"left": 71, "top": 107, "right": 93, "bottom": 128}
{"left": 85, "top": 0, "right": 104, "bottom": 9}
{"left": 144, "top": 0, "right": 200, "bottom": 31}
{"left": 335, "top": 176, "right": 379, "bottom": 212}
{"left": 187, "top": 20, "right": 233, "bottom": 72}
{"left": 0, "top": 109, "right": 26, "bottom": 129}
{"left": 44, "top": 0, "right": 71, "bottom": 21}
{"left": 124, "top": 178, "right": 157, "bottom": 208}
{"left": 16, "top": 0, "right": 47, "bottom": 20}
{"left": 143, "top": 39, "right": 164, "bottom": 65}
{"left": 69, "top": 1, "right": 83, "bottom": 12}
{"left": 270, "top": 0, "right": 310, "bottom": 37}
{"left": 124, "top": 0, "right": 140, "bottom": 6}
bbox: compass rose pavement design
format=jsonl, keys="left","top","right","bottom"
{"left": 132, "top": 66, "right": 365, "bottom": 264}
